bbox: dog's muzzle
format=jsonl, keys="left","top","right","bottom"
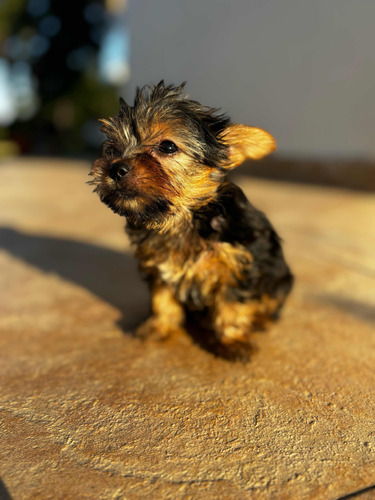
{"left": 109, "top": 161, "right": 131, "bottom": 182}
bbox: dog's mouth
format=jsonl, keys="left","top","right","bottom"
{"left": 100, "top": 188, "right": 136, "bottom": 213}
{"left": 99, "top": 186, "right": 173, "bottom": 225}
{"left": 112, "top": 186, "right": 139, "bottom": 200}
{"left": 91, "top": 166, "right": 175, "bottom": 227}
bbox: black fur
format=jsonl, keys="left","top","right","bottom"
{"left": 194, "top": 181, "right": 294, "bottom": 306}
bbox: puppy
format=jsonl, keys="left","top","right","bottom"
{"left": 90, "top": 81, "right": 293, "bottom": 357}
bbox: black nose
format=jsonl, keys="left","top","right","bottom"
{"left": 109, "top": 162, "right": 130, "bottom": 181}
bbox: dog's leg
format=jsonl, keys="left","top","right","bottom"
{"left": 211, "top": 293, "right": 281, "bottom": 359}
{"left": 136, "top": 284, "right": 185, "bottom": 340}
{"left": 212, "top": 297, "right": 257, "bottom": 345}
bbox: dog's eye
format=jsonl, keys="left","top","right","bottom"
{"left": 158, "top": 140, "right": 178, "bottom": 155}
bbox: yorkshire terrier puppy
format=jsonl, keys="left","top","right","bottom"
{"left": 90, "top": 81, "right": 293, "bottom": 357}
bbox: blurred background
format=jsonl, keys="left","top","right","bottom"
{"left": 1, "top": 0, "right": 375, "bottom": 188}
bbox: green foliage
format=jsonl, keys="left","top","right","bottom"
{"left": 2, "top": 0, "right": 121, "bottom": 156}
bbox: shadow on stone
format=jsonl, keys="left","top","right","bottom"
{"left": 337, "top": 483, "right": 375, "bottom": 500}
{"left": 317, "top": 293, "right": 375, "bottom": 325}
{"left": 0, "top": 227, "right": 256, "bottom": 361}
{"left": 0, "top": 227, "right": 149, "bottom": 331}
{"left": 0, "top": 479, "right": 12, "bottom": 500}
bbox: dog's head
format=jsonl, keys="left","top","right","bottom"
{"left": 90, "top": 81, "right": 275, "bottom": 231}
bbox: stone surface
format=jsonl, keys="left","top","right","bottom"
{"left": 0, "top": 158, "right": 375, "bottom": 499}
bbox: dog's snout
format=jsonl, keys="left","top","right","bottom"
{"left": 109, "top": 161, "right": 131, "bottom": 181}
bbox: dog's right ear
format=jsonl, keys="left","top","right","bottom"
{"left": 220, "top": 124, "right": 276, "bottom": 169}
{"left": 119, "top": 97, "right": 131, "bottom": 116}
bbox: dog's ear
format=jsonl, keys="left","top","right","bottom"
{"left": 221, "top": 124, "right": 276, "bottom": 169}
{"left": 119, "top": 97, "right": 131, "bottom": 117}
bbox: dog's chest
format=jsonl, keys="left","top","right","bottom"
{"left": 135, "top": 229, "right": 251, "bottom": 308}
{"left": 137, "top": 231, "right": 206, "bottom": 286}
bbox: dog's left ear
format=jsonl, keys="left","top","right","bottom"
{"left": 221, "top": 124, "right": 276, "bottom": 169}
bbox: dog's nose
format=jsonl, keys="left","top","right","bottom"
{"left": 109, "top": 162, "right": 131, "bottom": 181}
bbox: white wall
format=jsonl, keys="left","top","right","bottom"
{"left": 127, "top": 0, "right": 375, "bottom": 159}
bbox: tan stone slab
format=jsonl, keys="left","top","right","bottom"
{"left": 0, "top": 158, "right": 374, "bottom": 499}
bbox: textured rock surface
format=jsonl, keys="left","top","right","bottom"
{"left": 0, "top": 158, "right": 375, "bottom": 499}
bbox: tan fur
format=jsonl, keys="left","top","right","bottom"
{"left": 136, "top": 284, "right": 185, "bottom": 340}
{"left": 221, "top": 124, "right": 276, "bottom": 168}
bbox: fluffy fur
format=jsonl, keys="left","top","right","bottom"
{"left": 90, "top": 81, "right": 293, "bottom": 358}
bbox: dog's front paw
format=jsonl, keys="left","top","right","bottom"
{"left": 135, "top": 317, "right": 185, "bottom": 341}
{"left": 216, "top": 338, "right": 254, "bottom": 362}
